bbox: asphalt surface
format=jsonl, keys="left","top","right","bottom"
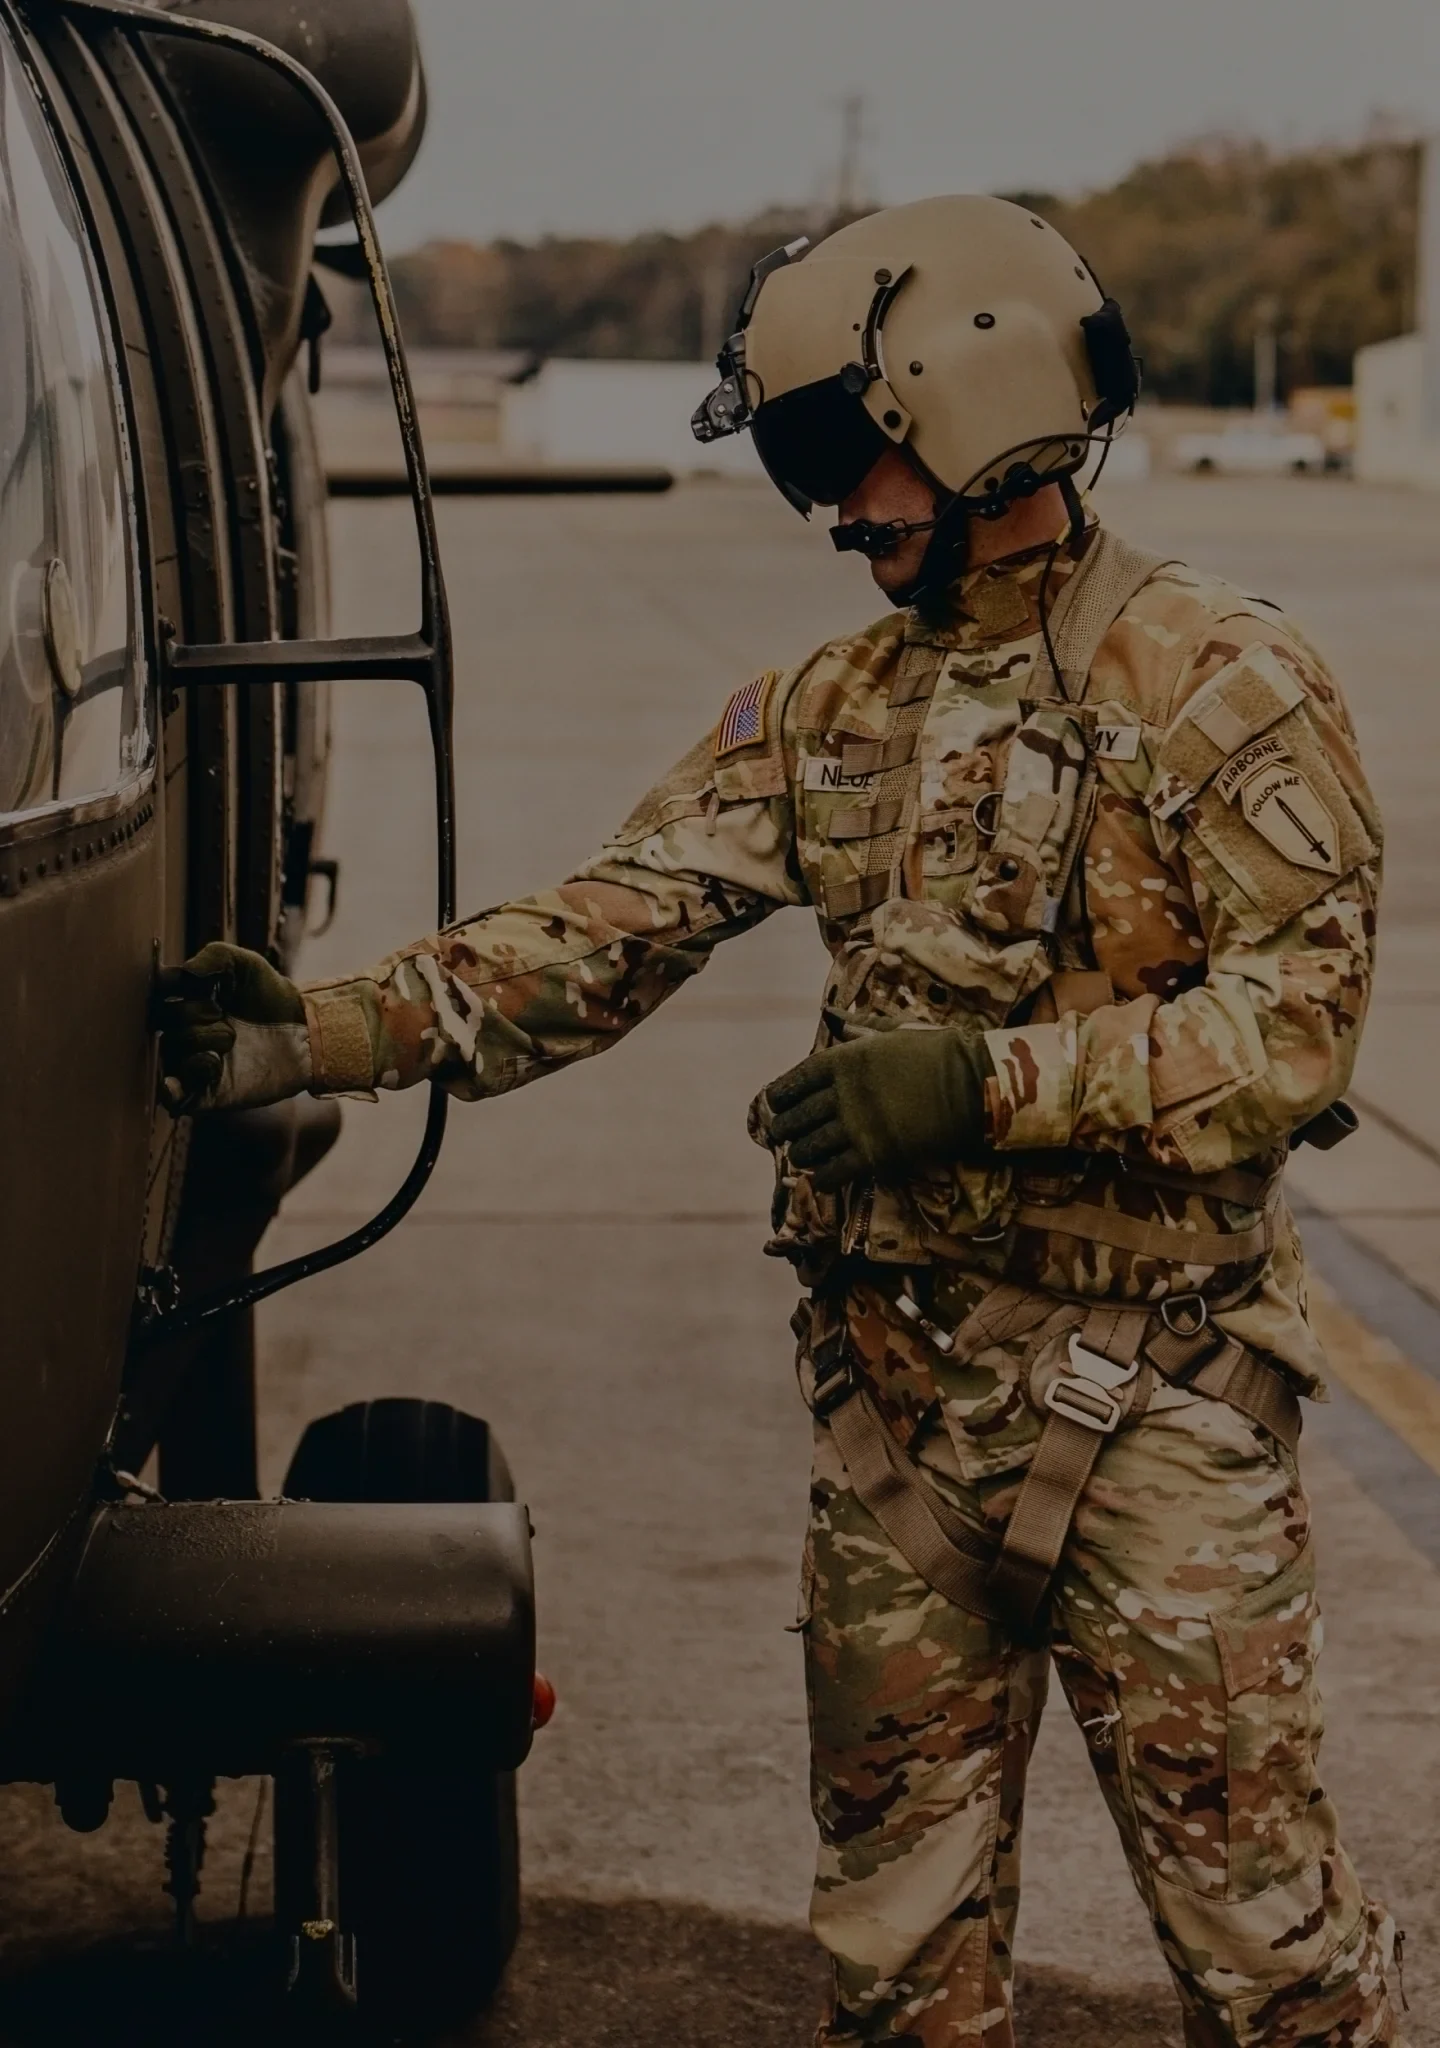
{"left": 1, "top": 474, "right": 1437, "bottom": 2046}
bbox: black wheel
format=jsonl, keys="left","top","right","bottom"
{"left": 276, "top": 1399, "right": 522, "bottom": 2036}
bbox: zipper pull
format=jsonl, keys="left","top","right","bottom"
{"left": 1081, "top": 1707, "right": 1123, "bottom": 1749}
{"left": 893, "top": 1277, "right": 956, "bottom": 1354}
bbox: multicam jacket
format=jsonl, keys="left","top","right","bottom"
{"left": 301, "top": 528, "right": 1380, "bottom": 1389}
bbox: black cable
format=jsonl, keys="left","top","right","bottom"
{"left": 1035, "top": 537, "right": 1066, "bottom": 700}
{"left": 1087, "top": 421, "right": 1118, "bottom": 493}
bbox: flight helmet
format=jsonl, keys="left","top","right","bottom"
{"left": 692, "top": 194, "right": 1140, "bottom": 598}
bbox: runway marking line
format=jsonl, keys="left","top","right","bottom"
{"left": 1307, "top": 1279, "right": 1440, "bottom": 1478}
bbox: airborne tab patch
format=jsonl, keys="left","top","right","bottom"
{"left": 715, "top": 671, "right": 777, "bottom": 757}
{"left": 1217, "top": 730, "right": 1290, "bottom": 805}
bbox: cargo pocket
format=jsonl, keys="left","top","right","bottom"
{"left": 1212, "top": 1540, "right": 1324, "bottom": 1901}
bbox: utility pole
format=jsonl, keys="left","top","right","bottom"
{"left": 1253, "top": 294, "right": 1280, "bottom": 417}
{"left": 835, "top": 92, "right": 865, "bottom": 218}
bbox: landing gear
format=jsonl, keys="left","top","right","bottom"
{"left": 272, "top": 1399, "right": 523, "bottom": 2036}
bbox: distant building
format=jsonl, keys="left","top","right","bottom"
{"left": 1353, "top": 135, "right": 1440, "bottom": 487}
{"left": 501, "top": 361, "right": 761, "bottom": 477}
{"left": 1353, "top": 336, "right": 1440, "bottom": 484}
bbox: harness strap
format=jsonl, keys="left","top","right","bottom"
{"left": 986, "top": 1303, "right": 1151, "bottom": 1629}
{"left": 1006, "top": 1146, "right": 1280, "bottom": 1212}
{"left": 1118, "top": 1156, "right": 1282, "bottom": 1209}
{"left": 1145, "top": 1321, "right": 1301, "bottom": 1455}
{"left": 1043, "top": 530, "right": 1175, "bottom": 703}
{"left": 810, "top": 1277, "right": 1300, "bottom": 1634}
{"left": 1010, "top": 1199, "right": 1274, "bottom": 1266}
{"left": 825, "top": 1383, "right": 1005, "bottom": 1623}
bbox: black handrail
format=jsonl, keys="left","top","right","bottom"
{"left": 43, "top": 0, "right": 457, "bottom": 1346}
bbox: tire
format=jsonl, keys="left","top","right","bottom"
{"left": 276, "top": 1399, "right": 522, "bottom": 2035}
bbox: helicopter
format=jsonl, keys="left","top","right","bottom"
{"left": 0, "top": 0, "right": 538, "bottom": 2030}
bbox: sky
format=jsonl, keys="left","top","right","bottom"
{"left": 373, "top": 0, "right": 1440, "bottom": 251}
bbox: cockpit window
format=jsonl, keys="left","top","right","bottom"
{"left": 0, "top": 27, "right": 146, "bottom": 825}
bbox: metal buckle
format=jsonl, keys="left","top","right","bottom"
{"left": 810, "top": 1356, "right": 855, "bottom": 1419}
{"left": 1161, "top": 1292, "right": 1209, "bottom": 1338}
{"left": 1066, "top": 1331, "right": 1140, "bottom": 1391}
{"left": 1042, "top": 1332, "right": 1140, "bottom": 1435}
{"left": 894, "top": 1288, "right": 957, "bottom": 1355}
{"left": 1044, "top": 1376, "right": 1122, "bottom": 1433}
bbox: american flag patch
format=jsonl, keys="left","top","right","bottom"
{"left": 715, "top": 671, "right": 777, "bottom": 757}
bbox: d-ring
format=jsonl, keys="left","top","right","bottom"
{"left": 971, "top": 790, "right": 1003, "bottom": 839}
{"left": 1160, "top": 1292, "right": 1209, "bottom": 1338}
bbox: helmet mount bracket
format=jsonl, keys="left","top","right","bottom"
{"left": 856, "top": 267, "right": 913, "bottom": 443}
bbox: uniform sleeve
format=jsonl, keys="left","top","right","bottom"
{"left": 983, "top": 626, "right": 1381, "bottom": 1173}
{"left": 300, "top": 673, "right": 808, "bottom": 1100}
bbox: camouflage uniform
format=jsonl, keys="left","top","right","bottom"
{"left": 299, "top": 529, "right": 1396, "bottom": 2045}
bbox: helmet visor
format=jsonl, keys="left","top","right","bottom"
{"left": 750, "top": 377, "right": 890, "bottom": 511}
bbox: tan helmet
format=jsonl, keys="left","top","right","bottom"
{"left": 693, "top": 194, "right": 1137, "bottom": 533}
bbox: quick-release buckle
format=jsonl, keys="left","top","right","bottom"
{"left": 1043, "top": 1331, "right": 1139, "bottom": 1435}
{"left": 810, "top": 1353, "right": 855, "bottom": 1420}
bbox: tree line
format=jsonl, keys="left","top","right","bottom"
{"left": 359, "top": 135, "right": 1420, "bottom": 405}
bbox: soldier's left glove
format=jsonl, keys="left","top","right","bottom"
{"left": 154, "top": 940, "right": 310, "bottom": 1115}
{"left": 762, "top": 1027, "right": 993, "bottom": 1191}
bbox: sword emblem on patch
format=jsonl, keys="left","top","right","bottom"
{"left": 715, "top": 671, "right": 777, "bottom": 757}
{"left": 1235, "top": 762, "right": 1340, "bottom": 873}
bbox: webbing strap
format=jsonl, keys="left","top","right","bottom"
{"left": 812, "top": 1278, "right": 1300, "bottom": 1634}
{"left": 830, "top": 799, "right": 907, "bottom": 840}
{"left": 986, "top": 1304, "right": 1151, "bottom": 1628}
{"left": 825, "top": 870, "right": 892, "bottom": 918}
{"left": 826, "top": 1385, "right": 1004, "bottom": 1623}
{"left": 1117, "top": 1156, "right": 1281, "bottom": 1209}
{"left": 1043, "top": 530, "right": 1175, "bottom": 704}
{"left": 1200, "top": 1348, "right": 1300, "bottom": 1454}
{"left": 1010, "top": 1199, "right": 1273, "bottom": 1267}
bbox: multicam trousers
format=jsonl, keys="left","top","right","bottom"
{"left": 798, "top": 1284, "right": 1399, "bottom": 2047}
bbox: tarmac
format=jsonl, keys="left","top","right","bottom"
{"left": 0, "top": 473, "right": 1437, "bottom": 2046}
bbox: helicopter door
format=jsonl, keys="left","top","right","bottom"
{"left": 0, "top": 21, "right": 158, "bottom": 1662}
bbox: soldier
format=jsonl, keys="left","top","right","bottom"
{"left": 162, "top": 197, "right": 1400, "bottom": 2046}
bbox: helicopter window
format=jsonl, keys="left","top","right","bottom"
{"left": 0, "top": 27, "right": 146, "bottom": 827}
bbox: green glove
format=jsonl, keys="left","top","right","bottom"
{"left": 154, "top": 941, "right": 307, "bottom": 1115}
{"left": 764, "top": 1027, "right": 992, "bottom": 1191}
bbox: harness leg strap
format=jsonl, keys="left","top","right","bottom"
{"left": 986, "top": 1305, "right": 1151, "bottom": 1631}
{"left": 806, "top": 1283, "right": 1060, "bottom": 1625}
{"left": 825, "top": 1383, "right": 1004, "bottom": 1623}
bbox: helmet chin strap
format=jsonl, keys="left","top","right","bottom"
{"left": 828, "top": 499, "right": 969, "bottom": 620}
{"left": 831, "top": 462, "right": 1090, "bottom": 619}
{"left": 829, "top": 513, "right": 938, "bottom": 559}
{"left": 829, "top": 438, "right": 972, "bottom": 612}
{"left": 894, "top": 495, "right": 972, "bottom": 616}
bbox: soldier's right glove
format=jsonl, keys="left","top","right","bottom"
{"left": 155, "top": 941, "right": 310, "bottom": 1116}
{"left": 762, "top": 1026, "right": 992, "bottom": 1191}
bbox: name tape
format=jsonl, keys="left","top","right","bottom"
{"left": 803, "top": 758, "right": 881, "bottom": 795}
{"left": 1093, "top": 724, "right": 1141, "bottom": 762}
